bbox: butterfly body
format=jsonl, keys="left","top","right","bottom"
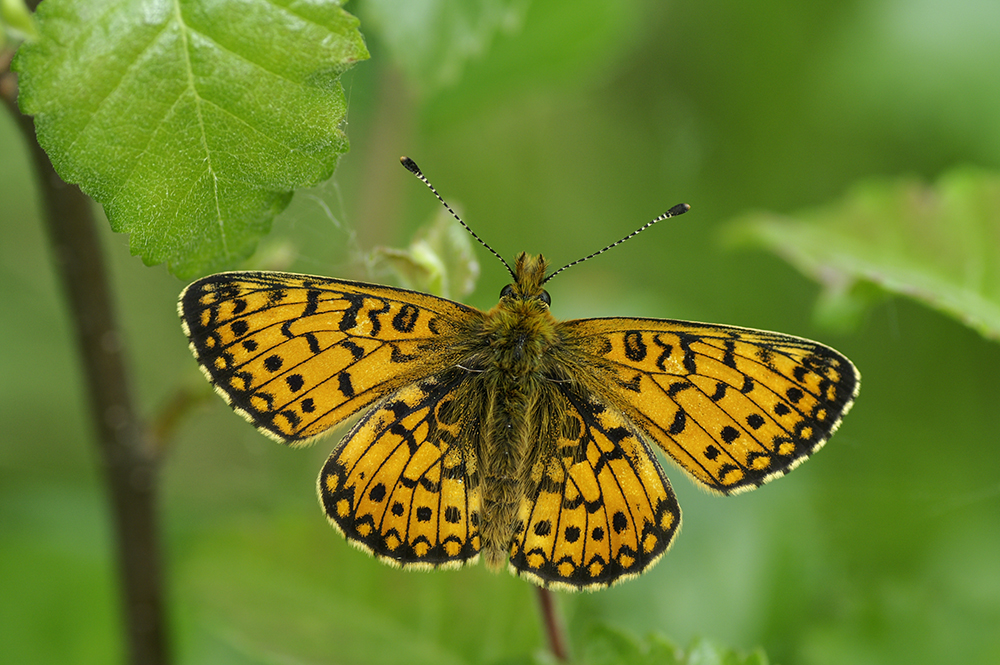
{"left": 447, "top": 252, "right": 612, "bottom": 571}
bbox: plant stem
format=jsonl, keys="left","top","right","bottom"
{"left": 537, "top": 586, "right": 570, "bottom": 662}
{"left": 3, "top": 52, "right": 170, "bottom": 665}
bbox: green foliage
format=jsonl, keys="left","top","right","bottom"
{"left": 361, "top": 0, "right": 530, "bottom": 93}
{"left": 13, "top": 0, "right": 368, "bottom": 277}
{"left": 571, "top": 626, "right": 770, "bottom": 665}
{"left": 729, "top": 169, "right": 1000, "bottom": 341}
{"left": 1, "top": 0, "right": 38, "bottom": 44}
{"left": 370, "top": 205, "right": 481, "bottom": 299}
{"left": 359, "top": 0, "right": 638, "bottom": 101}
{"left": 6, "top": 1, "right": 1000, "bottom": 665}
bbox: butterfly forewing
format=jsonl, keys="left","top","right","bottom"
{"left": 564, "top": 318, "right": 859, "bottom": 494}
{"left": 318, "top": 370, "right": 482, "bottom": 568}
{"left": 509, "top": 387, "right": 680, "bottom": 590}
{"left": 179, "top": 272, "right": 477, "bottom": 443}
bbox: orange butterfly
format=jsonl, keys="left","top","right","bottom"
{"left": 179, "top": 158, "right": 859, "bottom": 590}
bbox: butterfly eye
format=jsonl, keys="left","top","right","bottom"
{"left": 538, "top": 290, "right": 551, "bottom": 306}
{"left": 500, "top": 284, "right": 515, "bottom": 299}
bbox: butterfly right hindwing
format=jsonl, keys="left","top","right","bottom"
{"left": 318, "top": 370, "right": 483, "bottom": 568}
{"left": 509, "top": 384, "right": 681, "bottom": 589}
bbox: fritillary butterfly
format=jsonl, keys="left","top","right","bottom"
{"left": 179, "top": 158, "right": 859, "bottom": 590}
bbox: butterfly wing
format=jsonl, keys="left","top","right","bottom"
{"left": 508, "top": 384, "right": 681, "bottom": 589}
{"left": 179, "top": 271, "right": 477, "bottom": 444}
{"left": 562, "top": 318, "right": 860, "bottom": 494}
{"left": 318, "top": 369, "right": 481, "bottom": 567}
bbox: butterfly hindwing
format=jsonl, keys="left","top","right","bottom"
{"left": 179, "top": 271, "right": 477, "bottom": 443}
{"left": 509, "top": 386, "right": 681, "bottom": 589}
{"left": 563, "top": 318, "right": 859, "bottom": 494}
{"left": 318, "top": 371, "right": 482, "bottom": 568}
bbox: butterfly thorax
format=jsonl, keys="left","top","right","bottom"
{"left": 481, "top": 253, "right": 558, "bottom": 373}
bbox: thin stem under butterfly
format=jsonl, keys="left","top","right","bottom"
{"left": 537, "top": 587, "right": 570, "bottom": 662}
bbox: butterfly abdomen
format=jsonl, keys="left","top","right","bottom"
{"left": 475, "top": 370, "right": 551, "bottom": 571}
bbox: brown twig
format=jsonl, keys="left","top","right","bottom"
{"left": 149, "top": 385, "right": 213, "bottom": 457}
{"left": 536, "top": 586, "right": 570, "bottom": 662}
{"left": 3, "top": 50, "right": 170, "bottom": 665}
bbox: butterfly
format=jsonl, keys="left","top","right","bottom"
{"left": 179, "top": 157, "right": 859, "bottom": 591}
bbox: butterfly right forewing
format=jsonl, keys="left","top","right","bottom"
{"left": 563, "top": 317, "right": 859, "bottom": 494}
{"left": 179, "top": 271, "right": 479, "bottom": 444}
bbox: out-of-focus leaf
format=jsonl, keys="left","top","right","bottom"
{"left": 2, "top": 0, "right": 38, "bottom": 42}
{"left": 573, "top": 626, "right": 768, "bottom": 665}
{"left": 362, "top": 0, "right": 529, "bottom": 94}
{"left": 728, "top": 169, "right": 1000, "bottom": 341}
{"left": 13, "top": 0, "right": 368, "bottom": 277}
{"left": 370, "top": 206, "right": 480, "bottom": 299}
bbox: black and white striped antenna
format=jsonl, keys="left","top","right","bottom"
{"left": 401, "top": 156, "right": 689, "bottom": 284}
{"left": 542, "top": 203, "right": 690, "bottom": 284}
{"left": 400, "top": 157, "right": 515, "bottom": 280}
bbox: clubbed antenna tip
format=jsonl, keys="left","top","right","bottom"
{"left": 400, "top": 156, "right": 420, "bottom": 175}
{"left": 543, "top": 202, "right": 691, "bottom": 284}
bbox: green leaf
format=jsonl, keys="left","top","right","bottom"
{"left": 573, "top": 626, "right": 768, "bottom": 665}
{"left": 362, "top": 0, "right": 529, "bottom": 93}
{"left": 728, "top": 168, "right": 1000, "bottom": 341}
{"left": 14, "top": 0, "right": 368, "bottom": 277}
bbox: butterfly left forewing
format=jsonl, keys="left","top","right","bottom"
{"left": 318, "top": 369, "right": 482, "bottom": 568}
{"left": 509, "top": 385, "right": 681, "bottom": 589}
{"left": 562, "top": 318, "right": 859, "bottom": 494}
{"left": 179, "top": 271, "right": 477, "bottom": 444}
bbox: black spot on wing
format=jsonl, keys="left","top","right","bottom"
{"left": 392, "top": 303, "right": 419, "bottom": 333}
{"left": 342, "top": 339, "right": 365, "bottom": 361}
{"left": 366, "top": 299, "right": 390, "bottom": 336}
{"left": 676, "top": 332, "right": 699, "bottom": 374}
{"left": 338, "top": 372, "right": 355, "bottom": 398}
{"left": 652, "top": 334, "right": 673, "bottom": 371}
{"left": 338, "top": 293, "right": 364, "bottom": 332}
{"left": 623, "top": 331, "right": 647, "bottom": 361}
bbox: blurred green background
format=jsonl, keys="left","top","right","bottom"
{"left": 3, "top": 0, "right": 1000, "bottom": 663}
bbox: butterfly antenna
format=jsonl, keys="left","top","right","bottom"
{"left": 542, "top": 203, "right": 691, "bottom": 284}
{"left": 400, "top": 157, "right": 515, "bottom": 279}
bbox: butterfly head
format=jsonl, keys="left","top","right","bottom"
{"left": 500, "top": 253, "right": 552, "bottom": 308}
